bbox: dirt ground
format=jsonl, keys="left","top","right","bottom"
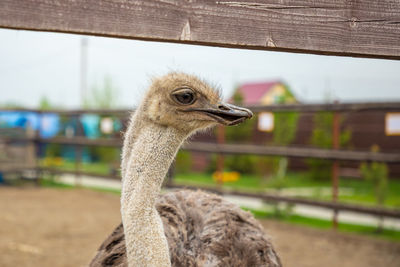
{"left": 0, "top": 187, "right": 399, "bottom": 267}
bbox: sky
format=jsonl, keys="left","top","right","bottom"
{"left": 0, "top": 28, "right": 400, "bottom": 109}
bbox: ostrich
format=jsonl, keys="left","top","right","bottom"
{"left": 90, "top": 73, "right": 281, "bottom": 267}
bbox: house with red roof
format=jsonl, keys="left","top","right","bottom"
{"left": 232, "top": 81, "right": 297, "bottom": 105}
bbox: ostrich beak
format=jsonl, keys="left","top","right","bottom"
{"left": 184, "top": 102, "right": 253, "bottom": 126}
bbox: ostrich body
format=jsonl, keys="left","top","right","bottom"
{"left": 90, "top": 73, "right": 281, "bottom": 267}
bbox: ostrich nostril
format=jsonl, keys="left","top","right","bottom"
{"left": 218, "top": 104, "right": 230, "bottom": 111}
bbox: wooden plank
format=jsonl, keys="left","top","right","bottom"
{"left": 1, "top": 101, "right": 400, "bottom": 115}
{"left": 35, "top": 168, "right": 400, "bottom": 218}
{"left": 0, "top": 0, "right": 399, "bottom": 59}
{"left": 246, "top": 102, "right": 400, "bottom": 113}
{"left": 36, "top": 167, "right": 400, "bottom": 219}
{"left": 0, "top": 107, "right": 129, "bottom": 116}
{"left": 38, "top": 136, "right": 122, "bottom": 147}
{"left": 4, "top": 136, "right": 398, "bottom": 163}
{"left": 184, "top": 142, "right": 400, "bottom": 163}
{"left": 168, "top": 183, "right": 400, "bottom": 219}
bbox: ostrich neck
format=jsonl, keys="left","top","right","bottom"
{"left": 121, "top": 120, "right": 187, "bottom": 267}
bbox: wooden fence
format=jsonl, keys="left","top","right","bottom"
{"left": 1, "top": 0, "right": 400, "bottom": 228}
{"left": 1, "top": 103, "right": 400, "bottom": 222}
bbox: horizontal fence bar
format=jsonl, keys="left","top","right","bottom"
{"left": 1, "top": 102, "right": 400, "bottom": 115}
{"left": 184, "top": 142, "right": 400, "bottom": 163}
{"left": 0, "top": 165, "right": 37, "bottom": 173}
{"left": 32, "top": 167, "right": 400, "bottom": 220}
{"left": 1, "top": 0, "right": 400, "bottom": 59}
{"left": 167, "top": 184, "right": 400, "bottom": 219}
{"left": 2, "top": 136, "right": 399, "bottom": 163}
{"left": 34, "top": 168, "right": 400, "bottom": 219}
{"left": 246, "top": 102, "right": 400, "bottom": 113}
{"left": 0, "top": 107, "right": 130, "bottom": 116}
{"left": 38, "top": 136, "right": 122, "bottom": 146}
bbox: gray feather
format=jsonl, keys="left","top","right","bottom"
{"left": 90, "top": 190, "right": 281, "bottom": 267}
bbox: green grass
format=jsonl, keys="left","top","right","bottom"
{"left": 40, "top": 178, "right": 75, "bottom": 189}
{"left": 242, "top": 207, "right": 400, "bottom": 242}
{"left": 66, "top": 161, "right": 117, "bottom": 175}
{"left": 175, "top": 172, "right": 400, "bottom": 208}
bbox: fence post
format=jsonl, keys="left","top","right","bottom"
{"left": 74, "top": 114, "right": 83, "bottom": 187}
{"left": 216, "top": 125, "right": 225, "bottom": 187}
{"left": 75, "top": 145, "right": 82, "bottom": 187}
{"left": 332, "top": 108, "right": 340, "bottom": 229}
{"left": 34, "top": 111, "right": 43, "bottom": 185}
{"left": 25, "top": 124, "right": 38, "bottom": 183}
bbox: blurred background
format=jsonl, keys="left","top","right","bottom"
{"left": 1, "top": 28, "right": 400, "bottom": 267}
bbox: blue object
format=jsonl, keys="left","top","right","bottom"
{"left": 40, "top": 113, "right": 60, "bottom": 138}
{"left": 0, "top": 111, "right": 40, "bottom": 129}
{"left": 80, "top": 114, "right": 100, "bottom": 139}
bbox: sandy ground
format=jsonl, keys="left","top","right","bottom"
{"left": 0, "top": 186, "right": 399, "bottom": 267}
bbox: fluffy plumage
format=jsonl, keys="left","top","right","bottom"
{"left": 90, "top": 190, "right": 281, "bottom": 267}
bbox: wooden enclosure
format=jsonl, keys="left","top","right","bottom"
{"left": 1, "top": 0, "right": 399, "bottom": 229}
{"left": 1, "top": 104, "right": 400, "bottom": 222}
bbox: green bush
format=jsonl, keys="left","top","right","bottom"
{"left": 222, "top": 106, "right": 257, "bottom": 174}
{"left": 360, "top": 146, "right": 388, "bottom": 206}
{"left": 45, "top": 143, "right": 62, "bottom": 158}
{"left": 256, "top": 112, "right": 299, "bottom": 182}
{"left": 225, "top": 155, "right": 259, "bottom": 174}
{"left": 307, "top": 112, "right": 352, "bottom": 180}
{"left": 90, "top": 146, "right": 119, "bottom": 163}
{"left": 175, "top": 151, "right": 192, "bottom": 174}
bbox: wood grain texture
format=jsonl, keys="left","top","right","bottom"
{"left": 0, "top": 0, "right": 399, "bottom": 59}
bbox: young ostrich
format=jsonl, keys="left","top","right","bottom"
{"left": 90, "top": 73, "right": 281, "bottom": 267}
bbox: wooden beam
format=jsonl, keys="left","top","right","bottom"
{"left": 246, "top": 102, "right": 400, "bottom": 113}
{"left": 1, "top": 101, "right": 400, "bottom": 115}
{"left": 168, "top": 184, "right": 400, "bottom": 219}
{"left": 4, "top": 136, "right": 399, "bottom": 163}
{"left": 33, "top": 169, "right": 400, "bottom": 218}
{"left": 0, "top": 1, "right": 399, "bottom": 59}
{"left": 184, "top": 142, "right": 400, "bottom": 163}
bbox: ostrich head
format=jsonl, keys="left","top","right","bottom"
{"left": 140, "top": 72, "right": 253, "bottom": 133}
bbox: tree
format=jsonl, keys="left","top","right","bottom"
{"left": 307, "top": 112, "right": 351, "bottom": 180}
{"left": 271, "top": 111, "right": 299, "bottom": 182}
{"left": 360, "top": 145, "right": 388, "bottom": 232}
{"left": 39, "top": 96, "right": 53, "bottom": 110}
{"left": 223, "top": 90, "right": 258, "bottom": 174}
{"left": 259, "top": 83, "right": 299, "bottom": 184}
{"left": 84, "top": 75, "right": 119, "bottom": 109}
{"left": 84, "top": 76, "right": 120, "bottom": 164}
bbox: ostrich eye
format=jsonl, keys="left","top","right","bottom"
{"left": 172, "top": 89, "right": 196, "bottom": 105}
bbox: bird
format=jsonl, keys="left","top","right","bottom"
{"left": 89, "top": 72, "right": 282, "bottom": 267}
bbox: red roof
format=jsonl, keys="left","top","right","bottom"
{"left": 237, "top": 81, "right": 279, "bottom": 105}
